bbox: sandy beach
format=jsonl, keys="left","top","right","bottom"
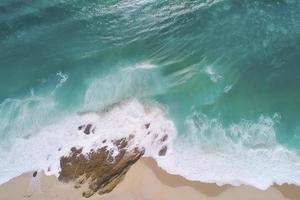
{"left": 0, "top": 158, "right": 299, "bottom": 200}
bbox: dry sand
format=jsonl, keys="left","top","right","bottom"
{"left": 0, "top": 158, "right": 299, "bottom": 200}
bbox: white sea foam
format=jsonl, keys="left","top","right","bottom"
{"left": 1, "top": 95, "right": 300, "bottom": 189}
{"left": 0, "top": 96, "right": 57, "bottom": 140}
{"left": 0, "top": 99, "right": 176, "bottom": 184}
{"left": 155, "top": 111, "right": 300, "bottom": 190}
{"left": 203, "top": 65, "right": 223, "bottom": 82}
{"left": 0, "top": 71, "right": 69, "bottom": 141}
{"left": 134, "top": 62, "right": 157, "bottom": 69}
{"left": 83, "top": 64, "right": 165, "bottom": 111}
{"left": 51, "top": 71, "right": 69, "bottom": 95}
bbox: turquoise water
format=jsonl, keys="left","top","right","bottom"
{"left": 1, "top": 0, "right": 300, "bottom": 187}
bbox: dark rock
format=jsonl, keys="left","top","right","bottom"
{"left": 112, "top": 138, "right": 128, "bottom": 150}
{"left": 59, "top": 137, "right": 144, "bottom": 198}
{"left": 159, "top": 145, "right": 168, "bottom": 156}
{"left": 145, "top": 123, "right": 150, "bottom": 129}
{"left": 33, "top": 171, "right": 37, "bottom": 177}
{"left": 160, "top": 134, "right": 168, "bottom": 142}
{"left": 78, "top": 125, "right": 85, "bottom": 130}
{"left": 70, "top": 147, "right": 83, "bottom": 154}
{"left": 102, "top": 139, "right": 107, "bottom": 143}
{"left": 84, "top": 124, "right": 92, "bottom": 135}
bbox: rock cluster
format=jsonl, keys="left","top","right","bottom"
{"left": 59, "top": 137, "right": 144, "bottom": 198}
{"left": 58, "top": 119, "right": 170, "bottom": 198}
{"left": 78, "top": 124, "right": 95, "bottom": 135}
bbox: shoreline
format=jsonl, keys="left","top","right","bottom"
{"left": 0, "top": 157, "right": 299, "bottom": 200}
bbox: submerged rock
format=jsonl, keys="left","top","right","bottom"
{"left": 32, "top": 171, "right": 37, "bottom": 177}
{"left": 78, "top": 125, "right": 85, "bottom": 130}
{"left": 59, "top": 137, "right": 144, "bottom": 198}
{"left": 145, "top": 123, "right": 150, "bottom": 129}
{"left": 160, "top": 134, "right": 168, "bottom": 142}
{"left": 84, "top": 124, "right": 93, "bottom": 135}
{"left": 159, "top": 145, "right": 168, "bottom": 156}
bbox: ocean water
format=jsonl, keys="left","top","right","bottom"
{"left": 1, "top": 0, "right": 300, "bottom": 189}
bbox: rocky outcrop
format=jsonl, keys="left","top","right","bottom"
{"left": 58, "top": 116, "right": 171, "bottom": 198}
{"left": 59, "top": 137, "right": 144, "bottom": 198}
{"left": 78, "top": 124, "right": 95, "bottom": 135}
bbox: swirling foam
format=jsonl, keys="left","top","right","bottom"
{"left": 1, "top": 97, "right": 300, "bottom": 190}
{"left": 0, "top": 99, "right": 176, "bottom": 184}
{"left": 156, "top": 111, "right": 300, "bottom": 189}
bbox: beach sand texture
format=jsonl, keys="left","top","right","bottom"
{"left": 0, "top": 158, "right": 299, "bottom": 200}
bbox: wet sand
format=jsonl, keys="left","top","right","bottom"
{"left": 0, "top": 158, "right": 299, "bottom": 200}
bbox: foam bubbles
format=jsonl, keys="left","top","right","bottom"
{"left": 0, "top": 99, "right": 176, "bottom": 184}
{"left": 156, "top": 111, "right": 300, "bottom": 189}
{"left": 51, "top": 71, "right": 69, "bottom": 95}
{"left": 134, "top": 62, "right": 157, "bottom": 70}
{"left": 83, "top": 66, "right": 165, "bottom": 111}
{"left": 1, "top": 96, "right": 300, "bottom": 190}
{"left": 0, "top": 96, "right": 57, "bottom": 140}
{"left": 203, "top": 65, "right": 223, "bottom": 82}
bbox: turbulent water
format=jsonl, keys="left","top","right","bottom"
{"left": 1, "top": 0, "right": 300, "bottom": 189}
